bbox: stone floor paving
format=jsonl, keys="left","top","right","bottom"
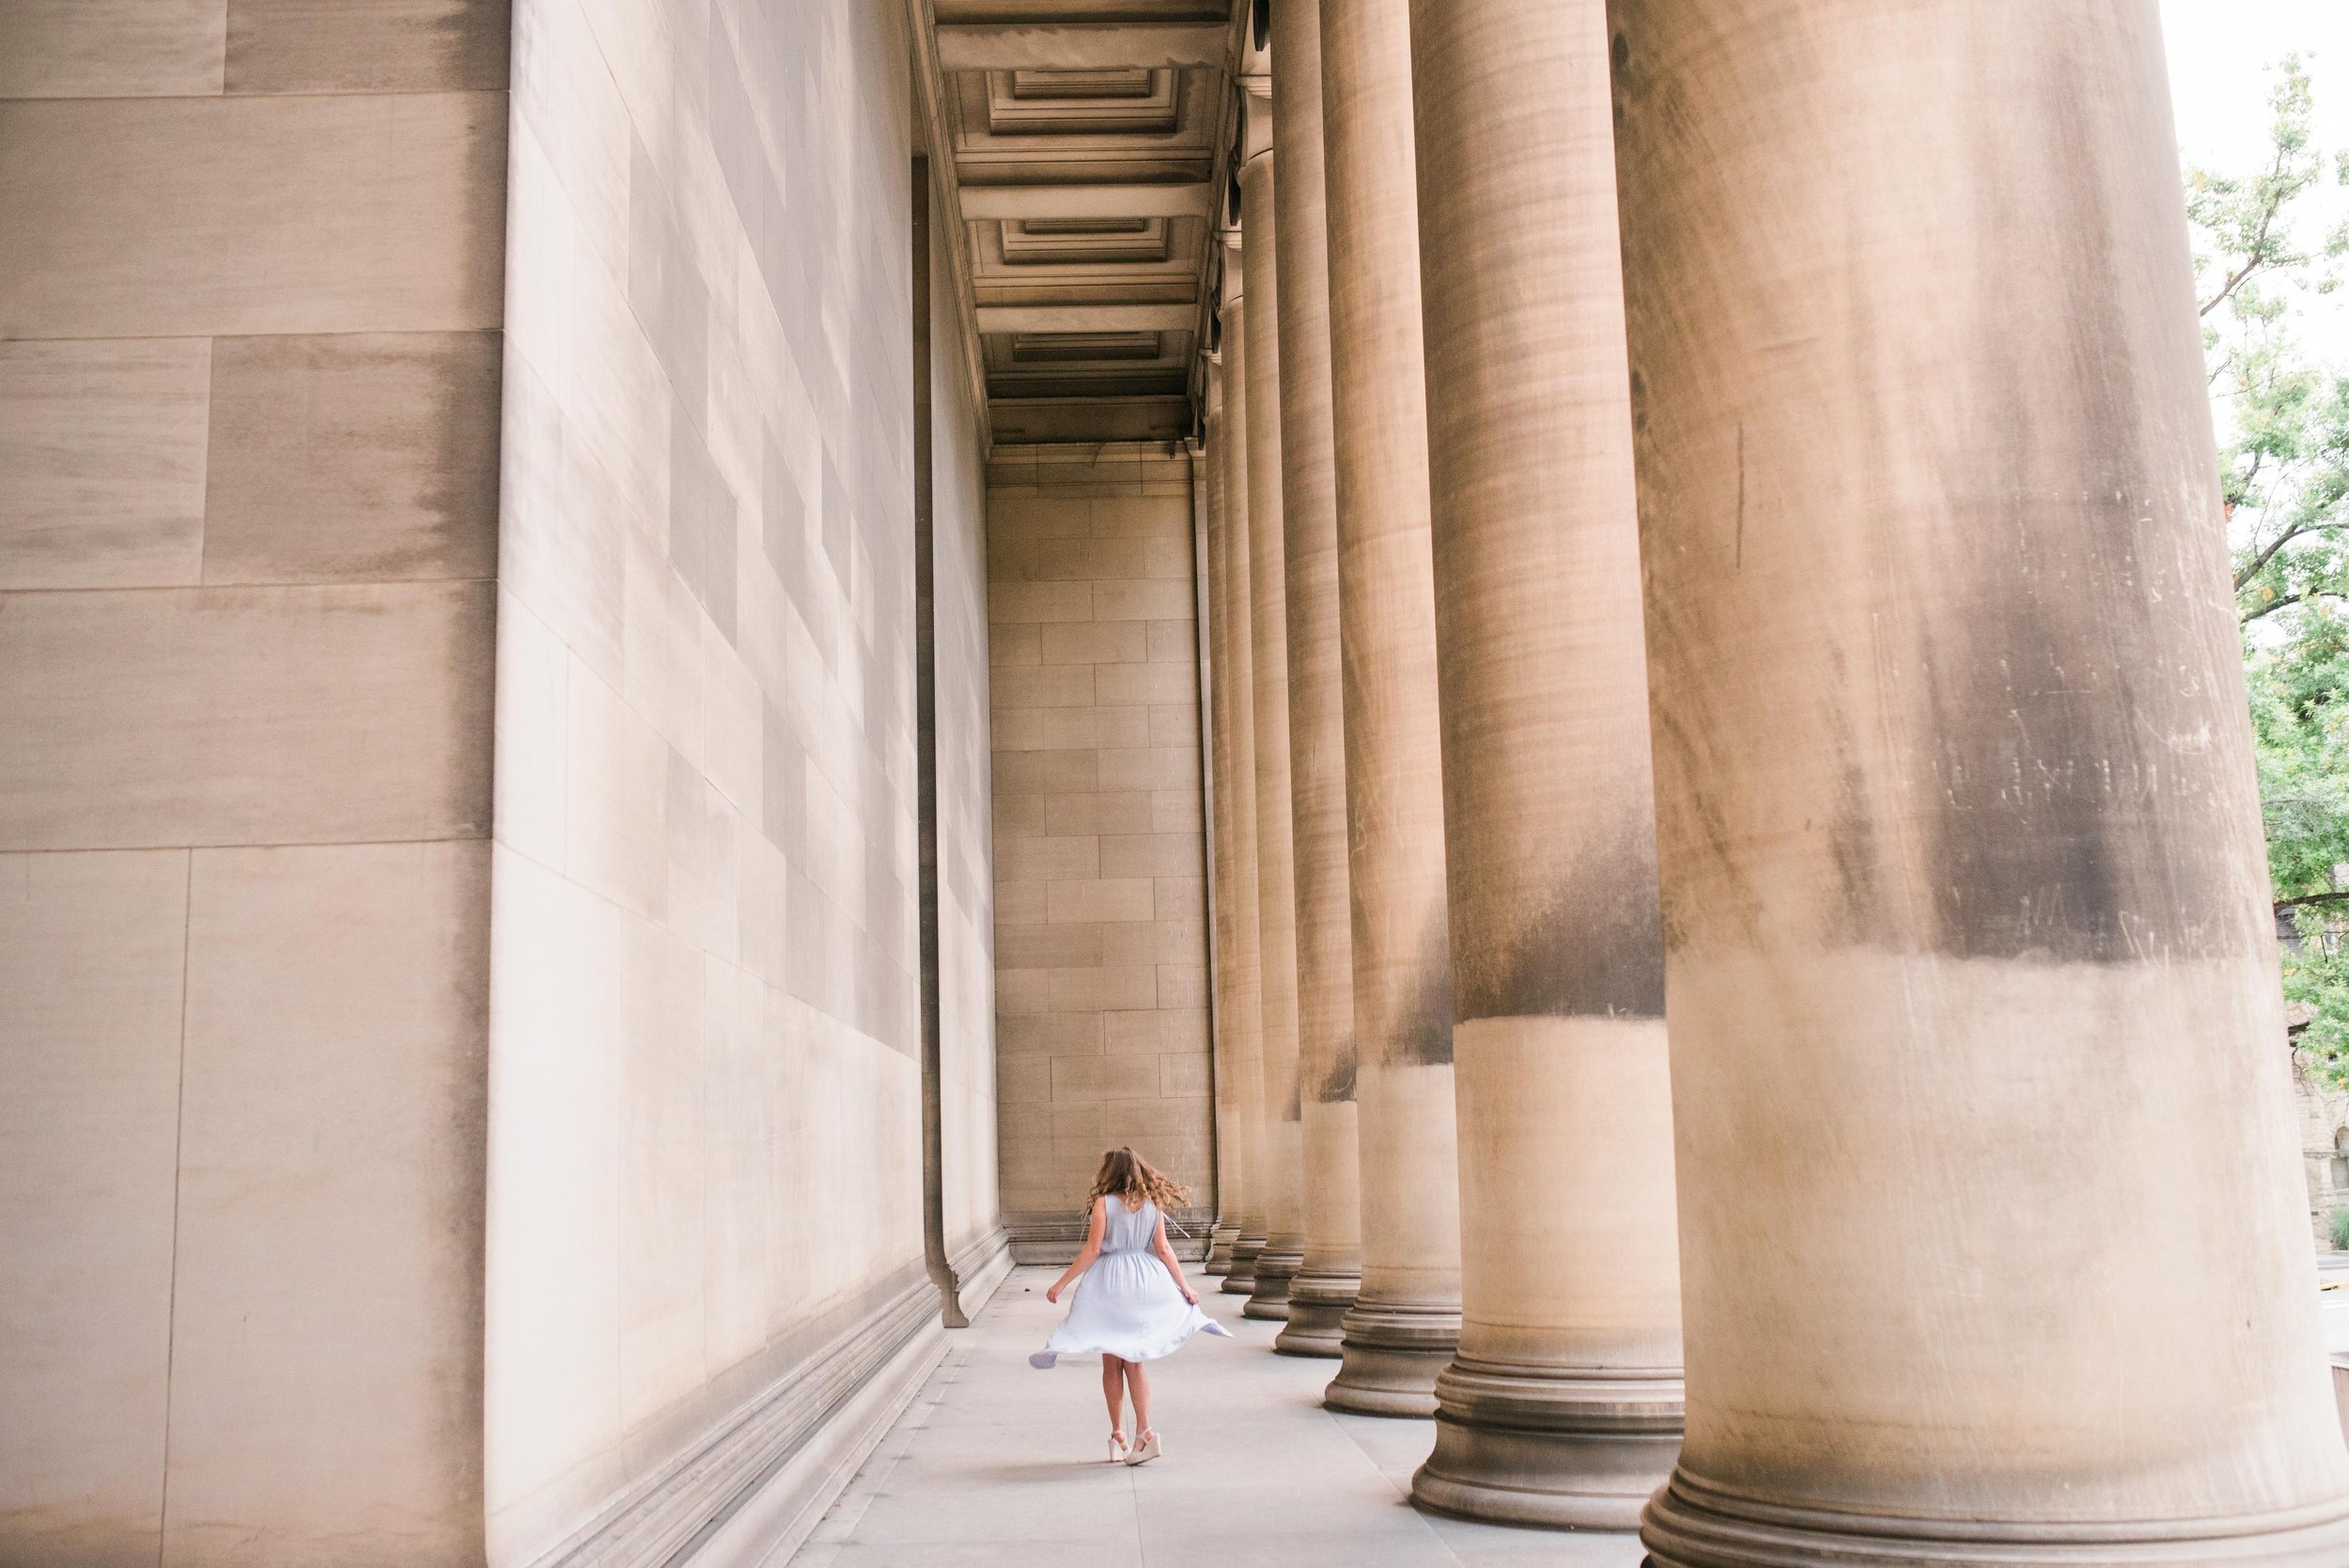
{"left": 788, "top": 1266, "right": 1644, "bottom": 1567}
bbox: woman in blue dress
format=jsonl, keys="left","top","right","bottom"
{"left": 1030, "top": 1147, "right": 1232, "bottom": 1464}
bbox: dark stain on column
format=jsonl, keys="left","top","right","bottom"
{"left": 1446, "top": 809, "right": 1667, "bottom": 1023}
{"left": 1812, "top": 112, "right": 2254, "bottom": 967}
{"left": 1387, "top": 919, "right": 1457, "bottom": 1067}
{"left": 1825, "top": 717, "right": 1885, "bottom": 948}
{"left": 1315, "top": 1042, "right": 1358, "bottom": 1103}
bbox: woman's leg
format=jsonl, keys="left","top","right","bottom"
{"left": 1128, "top": 1360, "right": 1153, "bottom": 1436}
{"left": 1100, "top": 1355, "right": 1128, "bottom": 1434}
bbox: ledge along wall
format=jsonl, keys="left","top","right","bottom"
{"left": 487, "top": 0, "right": 1005, "bottom": 1561}
{"left": 988, "top": 442, "right": 1218, "bottom": 1260}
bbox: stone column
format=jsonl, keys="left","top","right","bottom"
{"left": 1405, "top": 0, "right": 1681, "bottom": 1528}
{"left": 1202, "top": 360, "right": 1247, "bottom": 1277}
{"left": 1240, "top": 132, "right": 1306, "bottom": 1322}
{"left": 1605, "top": 2, "right": 2349, "bottom": 1561}
{"left": 1268, "top": 0, "right": 1361, "bottom": 1359}
{"left": 1216, "top": 273, "right": 1269, "bottom": 1296}
{"left": 1316, "top": 0, "right": 1462, "bottom": 1417}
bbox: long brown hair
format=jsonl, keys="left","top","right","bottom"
{"left": 1089, "top": 1146, "right": 1189, "bottom": 1212}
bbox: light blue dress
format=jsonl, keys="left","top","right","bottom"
{"left": 1029, "top": 1198, "right": 1234, "bottom": 1368}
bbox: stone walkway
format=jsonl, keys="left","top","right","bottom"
{"left": 788, "top": 1265, "right": 1643, "bottom": 1567}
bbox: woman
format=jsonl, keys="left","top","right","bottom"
{"left": 1029, "top": 1147, "right": 1232, "bottom": 1464}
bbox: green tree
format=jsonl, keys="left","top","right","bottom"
{"left": 2192, "top": 57, "right": 2349, "bottom": 1079}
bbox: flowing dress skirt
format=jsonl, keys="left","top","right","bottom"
{"left": 1030, "top": 1223, "right": 1233, "bottom": 1369}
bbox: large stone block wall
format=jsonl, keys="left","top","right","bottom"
{"left": 2293, "top": 1038, "right": 2349, "bottom": 1246}
{"left": 489, "top": 0, "right": 1002, "bottom": 1561}
{"left": 2, "top": 0, "right": 1003, "bottom": 1562}
{"left": 988, "top": 444, "right": 1215, "bottom": 1256}
{"left": 0, "top": 3, "right": 508, "bottom": 1564}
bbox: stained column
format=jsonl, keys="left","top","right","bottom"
{"left": 1240, "top": 122, "right": 1306, "bottom": 1322}
{"left": 1606, "top": 2, "right": 2349, "bottom": 1561}
{"left": 1215, "top": 268, "right": 1269, "bottom": 1296}
{"left": 1268, "top": 0, "right": 1361, "bottom": 1358}
{"left": 1201, "top": 365, "right": 1241, "bottom": 1278}
{"left": 1405, "top": 0, "right": 1682, "bottom": 1528}
{"left": 1316, "top": 0, "right": 1461, "bottom": 1415}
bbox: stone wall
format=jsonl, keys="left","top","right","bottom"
{"left": 487, "top": 0, "right": 1003, "bottom": 1561}
{"left": 0, "top": 3, "right": 508, "bottom": 1562}
{"left": 1, "top": 0, "right": 1006, "bottom": 1562}
{"left": 988, "top": 443, "right": 1215, "bottom": 1257}
{"left": 2295, "top": 1040, "right": 2349, "bottom": 1247}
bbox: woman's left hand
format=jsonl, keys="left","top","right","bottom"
{"left": 1180, "top": 1286, "right": 1199, "bottom": 1305}
{"left": 1047, "top": 1282, "right": 1063, "bottom": 1304}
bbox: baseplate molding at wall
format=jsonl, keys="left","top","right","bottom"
{"left": 680, "top": 1304, "right": 947, "bottom": 1568}
{"left": 1005, "top": 1207, "right": 1214, "bottom": 1265}
{"left": 951, "top": 1224, "right": 1017, "bottom": 1318}
{"left": 520, "top": 1273, "right": 945, "bottom": 1568}
{"left": 520, "top": 1229, "right": 1021, "bottom": 1568}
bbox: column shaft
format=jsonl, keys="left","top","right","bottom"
{"left": 1242, "top": 144, "right": 1306, "bottom": 1322}
{"left": 1407, "top": 0, "right": 1682, "bottom": 1529}
{"left": 1270, "top": 0, "right": 1361, "bottom": 1359}
{"left": 1317, "top": 0, "right": 1462, "bottom": 1417}
{"left": 1218, "top": 284, "right": 1268, "bottom": 1295}
{"left": 1203, "top": 362, "right": 1247, "bottom": 1276}
{"left": 1607, "top": 2, "right": 2349, "bottom": 1561}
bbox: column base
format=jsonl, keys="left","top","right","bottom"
{"left": 1641, "top": 1470, "right": 2349, "bottom": 1566}
{"left": 1243, "top": 1246, "right": 1301, "bottom": 1320}
{"left": 1323, "top": 1299, "right": 1459, "bottom": 1417}
{"left": 1408, "top": 1355, "right": 1681, "bottom": 1531}
{"left": 1222, "top": 1232, "right": 1265, "bottom": 1294}
{"left": 1206, "top": 1222, "right": 1240, "bottom": 1275}
{"left": 1272, "top": 1266, "right": 1357, "bottom": 1357}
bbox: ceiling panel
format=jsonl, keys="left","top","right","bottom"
{"left": 926, "top": 2, "right": 1241, "bottom": 445}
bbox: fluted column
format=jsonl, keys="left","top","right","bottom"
{"left": 1202, "top": 359, "right": 1249, "bottom": 1277}
{"left": 1317, "top": 0, "right": 1461, "bottom": 1417}
{"left": 1405, "top": 0, "right": 1681, "bottom": 1529}
{"left": 1240, "top": 134, "right": 1305, "bottom": 1323}
{"left": 1217, "top": 272, "right": 1268, "bottom": 1296}
{"left": 1268, "top": 0, "right": 1361, "bottom": 1359}
{"left": 1606, "top": 2, "right": 2349, "bottom": 1562}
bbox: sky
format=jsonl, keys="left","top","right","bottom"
{"left": 2162, "top": 0, "right": 2349, "bottom": 360}
{"left": 2161, "top": 0, "right": 2349, "bottom": 171}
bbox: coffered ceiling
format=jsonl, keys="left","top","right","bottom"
{"left": 916, "top": 1, "right": 1253, "bottom": 446}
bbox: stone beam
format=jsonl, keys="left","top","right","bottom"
{"left": 934, "top": 23, "right": 1226, "bottom": 71}
{"left": 973, "top": 303, "right": 1194, "bottom": 334}
{"left": 957, "top": 182, "right": 1215, "bottom": 221}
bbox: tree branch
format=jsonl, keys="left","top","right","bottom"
{"left": 2245, "top": 585, "right": 2349, "bottom": 625}
{"left": 2202, "top": 133, "right": 2303, "bottom": 318}
{"left": 2237, "top": 517, "right": 2316, "bottom": 589}
{"left": 2204, "top": 256, "right": 2267, "bottom": 318}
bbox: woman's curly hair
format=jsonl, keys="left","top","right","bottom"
{"left": 1089, "top": 1146, "right": 1190, "bottom": 1212}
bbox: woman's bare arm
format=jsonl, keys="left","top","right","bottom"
{"left": 1151, "top": 1213, "right": 1198, "bottom": 1304}
{"left": 1048, "top": 1199, "right": 1107, "bottom": 1302}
